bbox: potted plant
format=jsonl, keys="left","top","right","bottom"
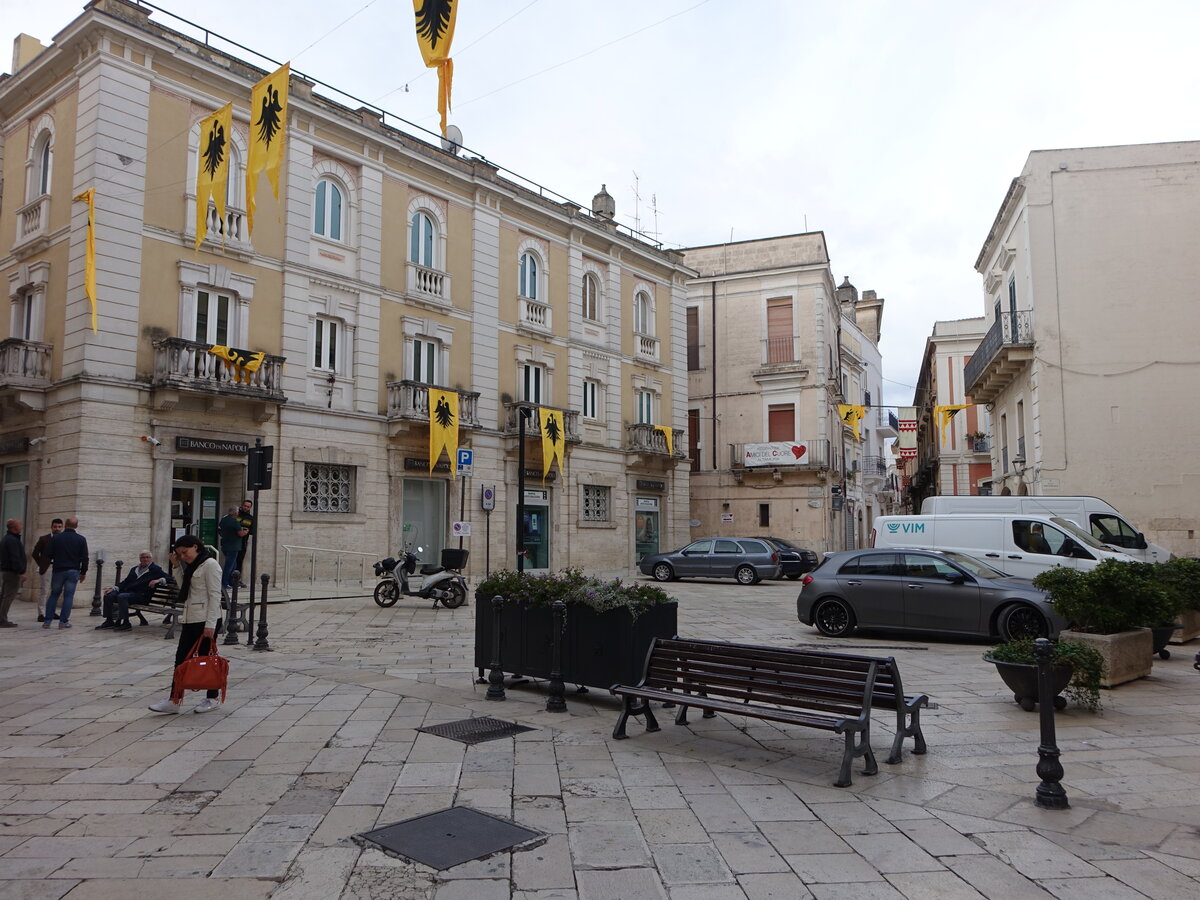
{"left": 1152, "top": 557, "right": 1200, "bottom": 644}
{"left": 474, "top": 568, "right": 678, "bottom": 691}
{"left": 984, "top": 638, "right": 1105, "bottom": 712}
{"left": 1033, "top": 560, "right": 1173, "bottom": 687}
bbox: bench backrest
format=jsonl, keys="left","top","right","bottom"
{"left": 645, "top": 638, "right": 879, "bottom": 719}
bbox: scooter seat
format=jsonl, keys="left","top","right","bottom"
{"left": 419, "top": 564, "right": 444, "bottom": 576}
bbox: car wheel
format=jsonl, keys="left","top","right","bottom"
{"left": 813, "top": 598, "right": 855, "bottom": 637}
{"left": 998, "top": 604, "right": 1049, "bottom": 642}
{"left": 735, "top": 565, "right": 759, "bottom": 585}
{"left": 652, "top": 562, "right": 675, "bottom": 582}
{"left": 785, "top": 572, "right": 802, "bottom": 581}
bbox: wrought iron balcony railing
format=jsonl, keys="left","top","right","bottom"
{"left": 963, "top": 309, "right": 1034, "bottom": 394}
{"left": 386, "top": 380, "right": 481, "bottom": 428}
{"left": 503, "top": 401, "right": 581, "bottom": 443}
{"left": 152, "top": 338, "right": 286, "bottom": 402}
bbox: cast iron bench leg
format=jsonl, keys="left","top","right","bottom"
{"left": 613, "top": 696, "right": 661, "bottom": 740}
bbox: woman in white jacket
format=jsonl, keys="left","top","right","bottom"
{"left": 149, "top": 534, "right": 224, "bottom": 714}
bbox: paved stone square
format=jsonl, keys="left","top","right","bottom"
{"left": 1, "top": 576, "right": 1198, "bottom": 898}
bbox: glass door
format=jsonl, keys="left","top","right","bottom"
{"left": 635, "top": 498, "right": 660, "bottom": 563}
{"left": 403, "top": 477, "right": 447, "bottom": 565}
{"left": 522, "top": 490, "right": 550, "bottom": 570}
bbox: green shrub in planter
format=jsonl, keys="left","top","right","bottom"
{"left": 985, "top": 638, "right": 1105, "bottom": 713}
{"left": 475, "top": 567, "right": 672, "bottom": 618}
{"left": 1149, "top": 557, "right": 1200, "bottom": 615}
{"left": 1033, "top": 559, "right": 1173, "bottom": 633}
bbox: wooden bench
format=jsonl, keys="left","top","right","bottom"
{"left": 127, "top": 582, "right": 183, "bottom": 640}
{"left": 610, "top": 638, "right": 929, "bottom": 787}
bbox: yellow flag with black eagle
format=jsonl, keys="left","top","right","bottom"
{"left": 837, "top": 404, "right": 866, "bottom": 442}
{"left": 72, "top": 188, "right": 98, "bottom": 333}
{"left": 429, "top": 388, "right": 459, "bottom": 473}
{"left": 935, "top": 404, "right": 971, "bottom": 445}
{"left": 539, "top": 407, "right": 565, "bottom": 483}
{"left": 412, "top": 0, "right": 458, "bottom": 137}
{"left": 208, "top": 345, "right": 265, "bottom": 383}
{"left": 247, "top": 63, "right": 289, "bottom": 236}
{"left": 195, "top": 102, "right": 233, "bottom": 251}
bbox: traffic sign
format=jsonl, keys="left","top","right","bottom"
{"left": 452, "top": 521, "right": 472, "bottom": 537}
{"left": 481, "top": 484, "right": 495, "bottom": 511}
{"left": 456, "top": 447, "right": 473, "bottom": 476}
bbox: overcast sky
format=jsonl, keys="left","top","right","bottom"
{"left": 6, "top": 0, "right": 1200, "bottom": 406}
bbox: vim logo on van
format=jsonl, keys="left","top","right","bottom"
{"left": 886, "top": 522, "right": 926, "bottom": 533}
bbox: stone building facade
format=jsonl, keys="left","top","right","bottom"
{"left": 0, "top": 0, "right": 691, "bottom": 590}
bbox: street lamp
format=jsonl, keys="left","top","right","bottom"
{"left": 516, "top": 405, "right": 532, "bottom": 573}
{"left": 1012, "top": 455, "right": 1027, "bottom": 477}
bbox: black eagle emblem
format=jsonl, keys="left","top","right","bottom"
{"left": 256, "top": 84, "right": 283, "bottom": 147}
{"left": 543, "top": 413, "right": 561, "bottom": 446}
{"left": 434, "top": 395, "right": 455, "bottom": 428}
{"left": 415, "top": 0, "right": 454, "bottom": 50}
{"left": 202, "top": 121, "right": 226, "bottom": 178}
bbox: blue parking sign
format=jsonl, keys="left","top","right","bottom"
{"left": 456, "top": 448, "right": 473, "bottom": 475}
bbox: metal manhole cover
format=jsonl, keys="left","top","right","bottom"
{"left": 418, "top": 716, "right": 535, "bottom": 745}
{"left": 358, "top": 806, "right": 543, "bottom": 870}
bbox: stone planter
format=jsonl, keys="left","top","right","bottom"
{"left": 1169, "top": 608, "right": 1200, "bottom": 644}
{"left": 984, "top": 656, "right": 1072, "bottom": 711}
{"left": 474, "top": 598, "right": 678, "bottom": 691}
{"left": 1060, "top": 628, "right": 1153, "bottom": 687}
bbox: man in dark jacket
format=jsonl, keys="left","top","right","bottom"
{"left": 234, "top": 499, "right": 254, "bottom": 588}
{"left": 0, "top": 518, "right": 26, "bottom": 627}
{"left": 45, "top": 516, "right": 88, "bottom": 629}
{"left": 217, "top": 508, "right": 248, "bottom": 592}
{"left": 97, "top": 551, "right": 173, "bottom": 632}
{"left": 31, "top": 518, "right": 63, "bottom": 623}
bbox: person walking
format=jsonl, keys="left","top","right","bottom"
{"left": 44, "top": 516, "right": 88, "bottom": 629}
{"left": 0, "top": 519, "right": 26, "bottom": 628}
{"left": 31, "top": 518, "right": 64, "bottom": 622}
{"left": 217, "top": 507, "right": 247, "bottom": 593}
{"left": 234, "top": 499, "right": 254, "bottom": 588}
{"left": 149, "top": 534, "right": 224, "bottom": 714}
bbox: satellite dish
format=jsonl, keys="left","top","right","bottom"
{"left": 440, "top": 124, "right": 463, "bottom": 156}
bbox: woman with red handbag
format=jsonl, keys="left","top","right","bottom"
{"left": 149, "top": 534, "right": 225, "bottom": 714}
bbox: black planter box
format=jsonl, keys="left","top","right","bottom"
{"left": 475, "top": 598, "right": 678, "bottom": 690}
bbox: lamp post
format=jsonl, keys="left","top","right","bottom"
{"left": 516, "top": 405, "right": 531, "bottom": 573}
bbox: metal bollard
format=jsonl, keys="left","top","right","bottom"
{"left": 1034, "top": 638, "right": 1070, "bottom": 809}
{"left": 223, "top": 576, "right": 240, "bottom": 645}
{"left": 90, "top": 558, "right": 104, "bottom": 616}
{"left": 486, "top": 595, "right": 506, "bottom": 701}
{"left": 546, "top": 600, "right": 567, "bottom": 713}
{"left": 252, "top": 573, "right": 271, "bottom": 651}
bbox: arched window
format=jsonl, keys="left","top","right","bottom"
{"left": 314, "top": 178, "right": 344, "bottom": 240}
{"left": 33, "top": 132, "right": 52, "bottom": 196}
{"left": 582, "top": 273, "right": 599, "bottom": 321}
{"left": 634, "top": 290, "right": 652, "bottom": 334}
{"left": 519, "top": 252, "right": 539, "bottom": 300}
{"left": 410, "top": 211, "right": 435, "bottom": 267}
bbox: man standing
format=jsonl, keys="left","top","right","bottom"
{"left": 31, "top": 518, "right": 63, "bottom": 622}
{"left": 98, "top": 551, "right": 172, "bottom": 632}
{"left": 217, "top": 507, "right": 248, "bottom": 592}
{"left": 45, "top": 516, "right": 88, "bottom": 629}
{"left": 0, "top": 519, "right": 26, "bottom": 628}
{"left": 234, "top": 499, "right": 254, "bottom": 588}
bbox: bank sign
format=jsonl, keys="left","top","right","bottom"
{"left": 743, "top": 442, "right": 810, "bottom": 467}
{"left": 886, "top": 522, "right": 926, "bottom": 533}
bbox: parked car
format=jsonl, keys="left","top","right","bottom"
{"left": 796, "top": 547, "right": 1066, "bottom": 641}
{"left": 640, "top": 538, "right": 781, "bottom": 585}
{"left": 763, "top": 537, "right": 820, "bottom": 580}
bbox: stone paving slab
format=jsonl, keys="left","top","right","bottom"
{"left": 1, "top": 579, "right": 1199, "bottom": 897}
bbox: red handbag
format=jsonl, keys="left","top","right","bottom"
{"left": 171, "top": 637, "right": 229, "bottom": 703}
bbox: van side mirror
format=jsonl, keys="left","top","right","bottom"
{"left": 1135, "top": 532, "right": 1148, "bottom": 550}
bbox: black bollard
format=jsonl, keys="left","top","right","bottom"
{"left": 1034, "top": 638, "right": 1070, "bottom": 809}
{"left": 90, "top": 558, "right": 104, "bottom": 616}
{"left": 486, "top": 595, "right": 506, "bottom": 701}
{"left": 546, "top": 600, "right": 567, "bottom": 712}
{"left": 223, "top": 576, "right": 240, "bottom": 645}
{"left": 252, "top": 573, "right": 272, "bottom": 651}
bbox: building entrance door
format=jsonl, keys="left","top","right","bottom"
{"left": 172, "top": 466, "right": 221, "bottom": 548}
{"left": 635, "top": 497, "right": 660, "bottom": 562}
{"left": 522, "top": 489, "right": 549, "bottom": 570}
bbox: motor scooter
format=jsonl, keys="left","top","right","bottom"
{"left": 373, "top": 546, "right": 468, "bottom": 609}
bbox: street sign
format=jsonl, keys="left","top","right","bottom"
{"left": 452, "top": 521, "right": 472, "bottom": 537}
{"left": 481, "top": 484, "right": 495, "bottom": 511}
{"left": 456, "top": 447, "right": 473, "bottom": 476}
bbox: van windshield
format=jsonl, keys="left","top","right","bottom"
{"left": 1050, "top": 516, "right": 1109, "bottom": 551}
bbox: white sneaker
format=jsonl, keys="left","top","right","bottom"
{"left": 194, "top": 697, "right": 221, "bottom": 714}
{"left": 149, "top": 698, "right": 182, "bottom": 714}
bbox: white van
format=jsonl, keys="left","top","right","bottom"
{"left": 918, "top": 495, "right": 1169, "bottom": 563}
{"left": 871, "top": 514, "right": 1139, "bottom": 579}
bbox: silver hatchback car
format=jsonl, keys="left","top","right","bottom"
{"left": 796, "top": 548, "right": 1066, "bottom": 640}
{"left": 640, "top": 537, "right": 782, "bottom": 585}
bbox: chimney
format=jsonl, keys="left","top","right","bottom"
{"left": 591, "top": 184, "right": 615, "bottom": 222}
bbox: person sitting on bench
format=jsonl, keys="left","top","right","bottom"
{"left": 97, "top": 551, "right": 173, "bottom": 632}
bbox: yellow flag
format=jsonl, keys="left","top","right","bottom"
{"left": 934, "top": 404, "right": 971, "bottom": 445}
{"left": 539, "top": 406, "right": 565, "bottom": 483}
{"left": 208, "top": 345, "right": 265, "bottom": 383}
{"left": 429, "top": 388, "right": 459, "bottom": 472}
{"left": 412, "top": 0, "right": 458, "bottom": 136}
{"left": 73, "top": 188, "right": 97, "bottom": 333}
{"left": 195, "top": 102, "right": 233, "bottom": 251}
{"left": 837, "top": 404, "right": 866, "bottom": 442}
{"left": 654, "top": 424, "right": 673, "bottom": 457}
{"left": 247, "top": 63, "right": 289, "bottom": 236}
